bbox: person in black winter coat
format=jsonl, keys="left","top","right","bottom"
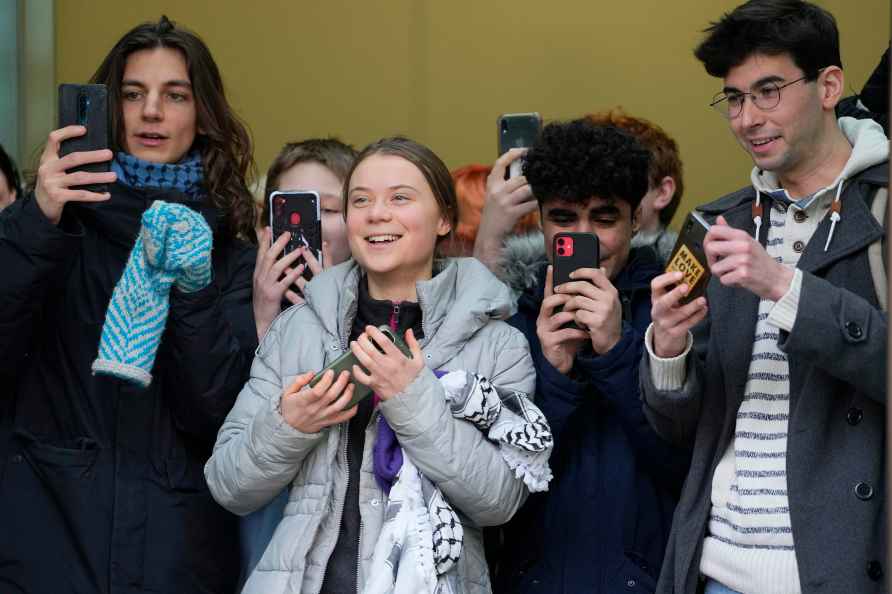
{"left": 0, "top": 16, "right": 258, "bottom": 594}
{"left": 489, "top": 119, "right": 690, "bottom": 594}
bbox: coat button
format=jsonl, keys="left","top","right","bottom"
{"left": 845, "top": 321, "right": 864, "bottom": 339}
{"left": 11, "top": 454, "right": 22, "bottom": 463}
{"left": 854, "top": 481, "right": 874, "bottom": 500}
{"left": 792, "top": 240, "right": 805, "bottom": 253}
{"left": 867, "top": 560, "right": 883, "bottom": 581}
{"left": 793, "top": 210, "right": 807, "bottom": 223}
{"left": 626, "top": 578, "right": 638, "bottom": 588}
{"left": 847, "top": 407, "right": 863, "bottom": 425}
{"left": 774, "top": 202, "right": 788, "bottom": 213}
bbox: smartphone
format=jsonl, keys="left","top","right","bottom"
{"left": 309, "top": 326, "right": 413, "bottom": 410}
{"left": 553, "top": 232, "right": 600, "bottom": 288}
{"left": 58, "top": 84, "right": 110, "bottom": 192}
{"left": 553, "top": 232, "right": 600, "bottom": 329}
{"left": 269, "top": 190, "right": 322, "bottom": 281}
{"left": 665, "top": 211, "right": 711, "bottom": 304}
{"left": 498, "top": 112, "right": 542, "bottom": 179}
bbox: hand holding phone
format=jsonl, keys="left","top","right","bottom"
{"left": 279, "top": 370, "right": 358, "bottom": 434}
{"left": 665, "top": 211, "right": 711, "bottom": 304}
{"left": 269, "top": 191, "right": 323, "bottom": 282}
{"left": 311, "top": 326, "right": 415, "bottom": 410}
{"left": 34, "top": 84, "right": 117, "bottom": 225}
{"left": 473, "top": 148, "right": 537, "bottom": 270}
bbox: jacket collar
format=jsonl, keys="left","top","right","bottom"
{"left": 698, "top": 161, "right": 886, "bottom": 273}
{"left": 303, "top": 257, "right": 516, "bottom": 361}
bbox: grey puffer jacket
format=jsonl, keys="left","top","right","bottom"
{"left": 205, "top": 257, "right": 535, "bottom": 594}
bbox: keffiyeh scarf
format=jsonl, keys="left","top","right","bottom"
{"left": 364, "top": 370, "right": 553, "bottom": 594}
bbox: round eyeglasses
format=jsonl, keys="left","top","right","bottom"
{"left": 709, "top": 75, "right": 812, "bottom": 119}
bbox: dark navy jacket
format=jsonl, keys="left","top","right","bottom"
{"left": 0, "top": 186, "right": 256, "bottom": 594}
{"left": 492, "top": 248, "right": 690, "bottom": 594}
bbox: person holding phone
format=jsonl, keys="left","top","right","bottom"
{"left": 252, "top": 138, "right": 358, "bottom": 340}
{"left": 642, "top": 2, "right": 888, "bottom": 593}
{"left": 205, "top": 137, "right": 536, "bottom": 594}
{"left": 0, "top": 16, "right": 257, "bottom": 593}
{"left": 489, "top": 119, "right": 690, "bottom": 594}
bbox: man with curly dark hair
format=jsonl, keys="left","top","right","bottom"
{"left": 489, "top": 118, "right": 690, "bottom": 594}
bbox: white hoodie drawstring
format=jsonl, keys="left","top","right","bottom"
{"left": 823, "top": 181, "right": 845, "bottom": 252}
{"left": 752, "top": 190, "right": 763, "bottom": 241}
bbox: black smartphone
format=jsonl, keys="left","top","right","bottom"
{"left": 269, "top": 190, "right": 323, "bottom": 282}
{"left": 665, "top": 211, "right": 711, "bottom": 304}
{"left": 553, "top": 232, "right": 600, "bottom": 329}
{"left": 498, "top": 112, "right": 542, "bottom": 179}
{"left": 309, "top": 326, "right": 413, "bottom": 410}
{"left": 553, "top": 232, "right": 600, "bottom": 288}
{"left": 58, "top": 84, "right": 110, "bottom": 192}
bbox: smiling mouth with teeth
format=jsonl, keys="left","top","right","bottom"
{"left": 367, "top": 235, "right": 401, "bottom": 244}
{"left": 751, "top": 137, "right": 779, "bottom": 146}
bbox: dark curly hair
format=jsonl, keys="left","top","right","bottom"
{"left": 694, "top": 0, "right": 841, "bottom": 79}
{"left": 523, "top": 119, "right": 651, "bottom": 211}
{"left": 90, "top": 15, "right": 257, "bottom": 243}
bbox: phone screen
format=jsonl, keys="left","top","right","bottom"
{"left": 269, "top": 191, "right": 322, "bottom": 281}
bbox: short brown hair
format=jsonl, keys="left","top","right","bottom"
{"left": 344, "top": 137, "right": 458, "bottom": 247}
{"left": 260, "top": 137, "right": 357, "bottom": 227}
{"left": 586, "top": 109, "right": 684, "bottom": 225}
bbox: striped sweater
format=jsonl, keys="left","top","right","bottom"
{"left": 649, "top": 191, "right": 835, "bottom": 594}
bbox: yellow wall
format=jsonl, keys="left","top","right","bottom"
{"left": 55, "top": 0, "right": 889, "bottom": 226}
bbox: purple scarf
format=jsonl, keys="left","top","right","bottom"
{"left": 372, "top": 369, "right": 448, "bottom": 494}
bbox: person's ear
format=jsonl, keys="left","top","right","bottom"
{"left": 652, "top": 176, "right": 676, "bottom": 211}
{"left": 436, "top": 215, "right": 452, "bottom": 238}
{"left": 632, "top": 205, "right": 641, "bottom": 234}
{"left": 818, "top": 66, "right": 845, "bottom": 109}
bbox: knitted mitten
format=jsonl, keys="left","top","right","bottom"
{"left": 92, "top": 201, "right": 213, "bottom": 387}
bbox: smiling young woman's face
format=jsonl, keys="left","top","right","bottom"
{"left": 345, "top": 154, "right": 451, "bottom": 283}
{"left": 121, "top": 47, "right": 198, "bottom": 164}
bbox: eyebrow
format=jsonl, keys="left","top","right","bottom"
{"left": 350, "top": 184, "right": 420, "bottom": 193}
{"left": 723, "top": 75, "right": 785, "bottom": 94}
{"left": 121, "top": 79, "right": 193, "bottom": 89}
{"left": 544, "top": 207, "right": 578, "bottom": 217}
{"left": 587, "top": 204, "right": 621, "bottom": 217}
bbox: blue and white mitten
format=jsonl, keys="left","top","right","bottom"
{"left": 91, "top": 201, "right": 213, "bottom": 387}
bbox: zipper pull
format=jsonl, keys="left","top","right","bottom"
{"left": 390, "top": 302, "right": 400, "bottom": 331}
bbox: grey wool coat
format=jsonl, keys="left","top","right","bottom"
{"left": 205, "top": 257, "right": 535, "bottom": 594}
{"left": 641, "top": 163, "right": 888, "bottom": 594}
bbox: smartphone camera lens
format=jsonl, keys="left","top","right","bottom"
{"left": 557, "top": 247, "right": 565, "bottom": 256}
{"left": 557, "top": 237, "right": 566, "bottom": 245}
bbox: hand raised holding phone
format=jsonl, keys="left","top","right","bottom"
{"left": 36, "top": 85, "right": 118, "bottom": 226}
{"left": 35, "top": 127, "right": 116, "bottom": 225}
{"left": 279, "top": 370, "right": 358, "bottom": 434}
{"left": 473, "top": 148, "right": 537, "bottom": 271}
{"left": 536, "top": 265, "right": 589, "bottom": 374}
{"left": 349, "top": 326, "right": 423, "bottom": 402}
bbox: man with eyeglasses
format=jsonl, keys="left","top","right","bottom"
{"left": 639, "top": 1, "right": 888, "bottom": 594}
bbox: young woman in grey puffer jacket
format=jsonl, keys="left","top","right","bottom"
{"left": 205, "top": 137, "right": 536, "bottom": 594}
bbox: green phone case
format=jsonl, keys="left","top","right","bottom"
{"left": 308, "top": 326, "right": 412, "bottom": 410}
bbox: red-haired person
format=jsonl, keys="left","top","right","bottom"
{"left": 587, "top": 109, "right": 684, "bottom": 264}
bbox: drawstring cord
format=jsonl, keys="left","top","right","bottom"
{"left": 823, "top": 181, "right": 845, "bottom": 252}
{"left": 752, "top": 190, "right": 763, "bottom": 241}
